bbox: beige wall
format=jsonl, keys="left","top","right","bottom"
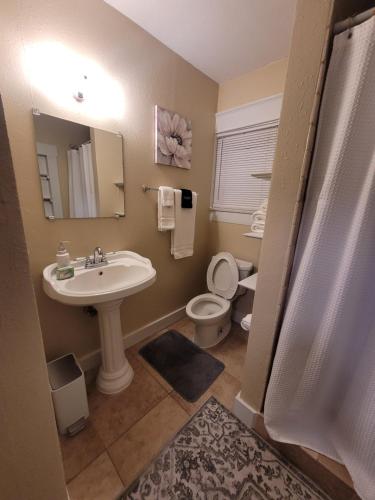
{"left": 210, "top": 58, "right": 288, "bottom": 267}
{"left": 240, "top": 0, "right": 334, "bottom": 411}
{"left": 217, "top": 59, "right": 289, "bottom": 112}
{"left": 0, "top": 100, "right": 67, "bottom": 500}
{"left": 0, "top": 0, "right": 218, "bottom": 361}
{"left": 210, "top": 222, "right": 262, "bottom": 264}
{"left": 91, "top": 127, "right": 124, "bottom": 216}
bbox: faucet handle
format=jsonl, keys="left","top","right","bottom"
{"left": 94, "top": 246, "right": 106, "bottom": 264}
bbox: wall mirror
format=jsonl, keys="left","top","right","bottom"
{"left": 32, "top": 112, "right": 125, "bottom": 219}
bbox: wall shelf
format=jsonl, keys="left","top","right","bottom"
{"left": 239, "top": 272, "right": 258, "bottom": 291}
{"left": 243, "top": 231, "right": 263, "bottom": 239}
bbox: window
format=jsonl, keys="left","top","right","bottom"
{"left": 211, "top": 94, "right": 282, "bottom": 224}
{"left": 212, "top": 120, "right": 278, "bottom": 214}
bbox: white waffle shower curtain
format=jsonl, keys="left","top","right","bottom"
{"left": 68, "top": 143, "right": 97, "bottom": 218}
{"left": 264, "top": 17, "right": 375, "bottom": 500}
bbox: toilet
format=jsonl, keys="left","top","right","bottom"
{"left": 186, "top": 252, "right": 253, "bottom": 348}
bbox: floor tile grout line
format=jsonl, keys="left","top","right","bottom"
{"left": 66, "top": 364, "right": 241, "bottom": 483}
{"left": 65, "top": 320, "right": 242, "bottom": 490}
{"left": 67, "top": 379, "right": 170, "bottom": 483}
{"left": 67, "top": 394, "right": 172, "bottom": 487}
{"left": 107, "top": 393, "right": 190, "bottom": 489}
{"left": 66, "top": 449, "right": 112, "bottom": 487}
{"left": 107, "top": 447, "right": 126, "bottom": 489}
{"left": 104, "top": 391, "right": 171, "bottom": 449}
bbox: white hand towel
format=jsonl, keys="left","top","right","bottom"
{"left": 159, "top": 185, "right": 174, "bottom": 207}
{"left": 241, "top": 313, "right": 252, "bottom": 331}
{"left": 171, "top": 189, "right": 197, "bottom": 259}
{"left": 252, "top": 212, "right": 266, "bottom": 224}
{"left": 158, "top": 187, "right": 175, "bottom": 231}
{"left": 250, "top": 222, "right": 265, "bottom": 234}
{"left": 260, "top": 198, "right": 268, "bottom": 211}
{"left": 250, "top": 198, "right": 268, "bottom": 234}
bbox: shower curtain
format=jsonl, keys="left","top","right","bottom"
{"left": 67, "top": 142, "right": 97, "bottom": 217}
{"left": 264, "top": 17, "right": 375, "bottom": 500}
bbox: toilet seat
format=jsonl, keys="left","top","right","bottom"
{"left": 186, "top": 293, "right": 230, "bottom": 325}
{"left": 207, "top": 252, "right": 239, "bottom": 299}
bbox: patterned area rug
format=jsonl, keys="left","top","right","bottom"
{"left": 119, "top": 397, "right": 331, "bottom": 500}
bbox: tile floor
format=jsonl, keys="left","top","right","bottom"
{"left": 63, "top": 318, "right": 246, "bottom": 500}
{"left": 62, "top": 317, "right": 358, "bottom": 500}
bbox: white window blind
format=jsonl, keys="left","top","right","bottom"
{"left": 212, "top": 121, "right": 278, "bottom": 213}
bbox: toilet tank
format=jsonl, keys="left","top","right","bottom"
{"left": 235, "top": 258, "right": 253, "bottom": 280}
{"left": 233, "top": 258, "right": 253, "bottom": 299}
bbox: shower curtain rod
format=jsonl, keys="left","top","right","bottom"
{"left": 334, "top": 7, "right": 375, "bottom": 35}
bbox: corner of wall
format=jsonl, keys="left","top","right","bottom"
{"left": 240, "top": 0, "right": 335, "bottom": 411}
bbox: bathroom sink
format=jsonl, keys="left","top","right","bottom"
{"left": 43, "top": 250, "right": 156, "bottom": 395}
{"left": 43, "top": 250, "right": 156, "bottom": 306}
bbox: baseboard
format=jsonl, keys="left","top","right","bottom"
{"left": 79, "top": 306, "right": 186, "bottom": 372}
{"left": 233, "top": 391, "right": 258, "bottom": 428}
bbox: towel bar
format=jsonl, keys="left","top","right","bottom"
{"left": 142, "top": 185, "right": 198, "bottom": 195}
{"left": 142, "top": 185, "right": 159, "bottom": 192}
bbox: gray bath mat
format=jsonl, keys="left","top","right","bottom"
{"left": 119, "top": 397, "right": 331, "bottom": 500}
{"left": 139, "top": 330, "right": 224, "bottom": 402}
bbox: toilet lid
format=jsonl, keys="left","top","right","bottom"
{"left": 207, "top": 252, "right": 239, "bottom": 299}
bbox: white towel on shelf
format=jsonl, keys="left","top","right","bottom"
{"left": 241, "top": 313, "right": 252, "bottom": 331}
{"left": 171, "top": 189, "right": 197, "bottom": 259}
{"left": 251, "top": 222, "right": 265, "bottom": 234}
{"left": 260, "top": 198, "right": 268, "bottom": 211}
{"left": 252, "top": 212, "right": 266, "bottom": 224}
{"left": 158, "top": 186, "right": 175, "bottom": 231}
{"left": 250, "top": 198, "right": 268, "bottom": 235}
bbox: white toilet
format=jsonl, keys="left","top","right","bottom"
{"left": 186, "top": 252, "right": 253, "bottom": 348}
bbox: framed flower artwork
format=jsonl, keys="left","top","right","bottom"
{"left": 155, "top": 105, "right": 192, "bottom": 169}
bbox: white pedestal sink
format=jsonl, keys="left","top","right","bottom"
{"left": 43, "top": 251, "right": 156, "bottom": 394}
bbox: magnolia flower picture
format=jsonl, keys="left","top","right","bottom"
{"left": 155, "top": 106, "right": 192, "bottom": 169}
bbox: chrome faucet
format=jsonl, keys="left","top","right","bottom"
{"left": 85, "top": 247, "right": 108, "bottom": 268}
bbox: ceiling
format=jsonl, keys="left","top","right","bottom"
{"left": 104, "top": 0, "right": 296, "bottom": 83}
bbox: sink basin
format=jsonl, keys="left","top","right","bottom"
{"left": 43, "top": 251, "right": 156, "bottom": 395}
{"left": 43, "top": 251, "right": 156, "bottom": 306}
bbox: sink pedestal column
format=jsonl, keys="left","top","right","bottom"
{"left": 95, "top": 299, "right": 134, "bottom": 394}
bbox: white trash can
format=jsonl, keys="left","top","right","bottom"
{"left": 47, "top": 353, "right": 89, "bottom": 436}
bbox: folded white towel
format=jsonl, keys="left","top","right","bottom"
{"left": 249, "top": 198, "right": 268, "bottom": 235}
{"left": 260, "top": 198, "right": 268, "bottom": 212}
{"left": 241, "top": 313, "right": 252, "bottom": 331}
{"left": 250, "top": 222, "right": 265, "bottom": 234}
{"left": 171, "top": 189, "right": 197, "bottom": 259}
{"left": 159, "top": 185, "right": 174, "bottom": 207}
{"left": 158, "top": 187, "right": 175, "bottom": 231}
{"left": 252, "top": 212, "right": 266, "bottom": 224}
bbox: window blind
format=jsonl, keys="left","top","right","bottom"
{"left": 212, "top": 121, "right": 278, "bottom": 213}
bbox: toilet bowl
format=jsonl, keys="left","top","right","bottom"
{"left": 186, "top": 252, "right": 253, "bottom": 348}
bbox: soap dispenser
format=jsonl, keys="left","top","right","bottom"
{"left": 56, "top": 241, "right": 74, "bottom": 280}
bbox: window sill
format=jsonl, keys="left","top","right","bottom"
{"left": 209, "top": 210, "right": 252, "bottom": 225}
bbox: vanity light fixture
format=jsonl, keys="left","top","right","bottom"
{"left": 23, "top": 41, "right": 125, "bottom": 118}
{"left": 73, "top": 75, "right": 88, "bottom": 102}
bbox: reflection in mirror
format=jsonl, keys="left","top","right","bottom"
{"left": 33, "top": 112, "right": 125, "bottom": 219}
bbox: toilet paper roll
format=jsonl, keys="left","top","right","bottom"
{"left": 241, "top": 313, "right": 252, "bottom": 331}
